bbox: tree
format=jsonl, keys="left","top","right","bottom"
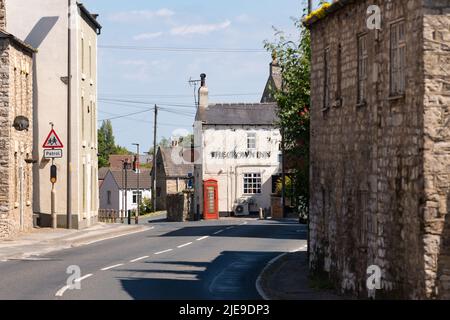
{"left": 264, "top": 13, "right": 311, "bottom": 217}
{"left": 98, "top": 120, "right": 130, "bottom": 167}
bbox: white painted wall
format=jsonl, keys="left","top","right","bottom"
{"left": 195, "top": 124, "right": 281, "bottom": 215}
{"left": 99, "top": 171, "right": 152, "bottom": 213}
{"left": 6, "top": 0, "right": 99, "bottom": 228}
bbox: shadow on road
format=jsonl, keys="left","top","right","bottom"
{"left": 148, "top": 222, "right": 307, "bottom": 241}
{"left": 118, "top": 250, "right": 284, "bottom": 300}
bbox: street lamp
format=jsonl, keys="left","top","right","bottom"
{"left": 132, "top": 143, "right": 140, "bottom": 224}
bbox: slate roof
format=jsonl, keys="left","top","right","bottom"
{"left": 108, "top": 169, "right": 152, "bottom": 189}
{"left": 159, "top": 147, "right": 194, "bottom": 178}
{"left": 98, "top": 167, "right": 110, "bottom": 180}
{"left": 199, "top": 103, "right": 278, "bottom": 125}
{"left": 0, "top": 30, "right": 37, "bottom": 53}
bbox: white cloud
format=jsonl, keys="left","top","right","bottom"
{"left": 133, "top": 32, "right": 164, "bottom": 41}
{"left": 108, "top": 9, "right": 175, "bottom": 22}
{"left": 170, "top": 20, "right": 231, "bottom": 36}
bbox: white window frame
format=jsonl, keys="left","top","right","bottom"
{"left": 132, "top": 191, "right": 142, "bottom": 204}
{"left": 243, "top": 173, "right": 262, "bottom": 195}
{"left": 247, "top": 132, "right": 256, "bottom": 150}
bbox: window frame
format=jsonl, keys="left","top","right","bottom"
{"left": 389, "top": 19, "right": 406, "bottom": 97}
{"left": 323, "top": 47, "right": 331, "bottom": 110}
{"left": 243, "top": 173, "right": 262, "bottom": 195}
{"left": 247, "top": 132, "right": 257, "bottom": 150}
{"left": 357, "top": 33, "right": 369, "bottom": 105}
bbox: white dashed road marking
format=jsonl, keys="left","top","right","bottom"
{"left": 196, "top": 236, "right": 209, "bottom": 241}
{"left": 154, "top": 249, "right": 173, "bottom": 255}
{"left": 213, "top": 230, "right": 224, "bottom": 235}
{"left": 101, "top": 264, "right": 124, "bottom": 271}
{"left": 55, "top": 274, "right": 93, "bottom": 297}
{"left": 226, "top": 226, "right": 235, "bottom": 230}
{"left": 177, "top": 242, "right": 193, "bottom": 248}
{"left": 55, "top": 285, "right": 70, "bottom": 297}
{"left": 130, "top": 256, "right": 149, "bottom": 263}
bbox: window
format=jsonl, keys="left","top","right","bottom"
{"left": 336, "top": 44, "right": 342, "bottom": 102}
{"left": 89, "top": 45, "right": 92, "bottom": 77}
{"left": 81, "top": 97, "right": 85, "bottom": 141}
{"left": 357, "top": 34, "right": 368, "bottom": 104}
{"left": 247, "top": 132, "right": 256, "bottom": 150}
{"left": 390, "top": 20, "right": 406, "bottom": 96}
{"left": 243, "top": 173, "right": 262, "bottom": 194}
{"left": 107, "top": 191, "right": 111, "bottom": 205}
{"left": 81, "top": 37, "right": 85, "bottom": 74}
{"left": 133, "top": 191, "right": 142, "bottom": 204}
{"left": 323, "top": 48, "right": 330, "bottom": 109}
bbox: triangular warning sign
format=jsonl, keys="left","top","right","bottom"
{"left": 42, "top": 129, "right": 64, "bottom": 148}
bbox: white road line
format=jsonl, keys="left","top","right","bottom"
{"left": 177, "top": 242, "right": 193, "bottom": 248}
{"left": 213, "top": 230, "right": 224, "bottom": 235}
{"left": 55, "top": 274, "right": 93, "bottom": 297}
{"left": 226, "top": 226, "right": 235, "bottom": 230}
{"left": 154, "top": 249, "right": 173, "bottom": 255}
{"left": 101, "top": 264, "right": 124, "bottom": 271}
{"left": 55, "top": 285, "right": 70, "bottom": 297}
{"left": 196, "top": 236, "right": 209, "bottom": 241}
{"left": 74, "top": 273, "right": 93, "bottom": 282}
{"left": 130, "top": 256, "right": 149, "bottom": 263}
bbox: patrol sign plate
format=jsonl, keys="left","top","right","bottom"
{"left": 44, "top": 149, "right": 63, "bottom": 159}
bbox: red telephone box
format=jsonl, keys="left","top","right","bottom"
{"left": 203, "top": 179, "right": 219, "bottom": 220}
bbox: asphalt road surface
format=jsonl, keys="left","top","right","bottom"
{"left": 0, "top": 217, "right": 306, "bottom": 300}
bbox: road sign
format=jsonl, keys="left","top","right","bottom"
{"left": 43, "top": 129, "right": 64, "bottom": 149}
{"left": 44, "top": 149, "right": 63, "bottom": 159}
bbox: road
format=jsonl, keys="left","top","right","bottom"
{"left": 0, "top": 217, "right": 306, "bottom": 300}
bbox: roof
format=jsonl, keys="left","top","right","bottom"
{"left": 77, "top": 2, "right": 102, "bottom": 34}
{"left": 108, "top": 155, "right": 133, "bottom": 170}
{"left": 159, "top": 147, "right": 194, "bottom": 178}
{"left": 199, "top": 103, "right": 279, "bottom": 125}
{"left": 98, "top": 167, "right": 109, "bottom": 180}
{"left": 0, "top": 30, "right": 37, "bottom": 53}
{"left": 108, "top": 169, "right": 152, "bottom": 189}
{"left": 304, "top": 0, "right": 355, "bottom": 27}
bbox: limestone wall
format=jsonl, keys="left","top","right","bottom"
{"left": 309, "top": 0, "right": 429, "bottom": 299}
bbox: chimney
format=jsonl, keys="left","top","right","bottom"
{"left": 270, "top": 51, "right": 282, "bottom": 81}
{"left": 0, "top": 0, "right": 6, "bottom": 30}
{"left": 197, "top": 73, "right": 208, "bottom": 121}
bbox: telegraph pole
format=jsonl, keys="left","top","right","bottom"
{"left": 132, "top": 143, "right": 140, "bottom": 224}
{"left": 124, "top": 159, "right": 130, "bottom": 225}
{"left": 308, "top": 0, "right": 313, "bottom": 13}
{"left": 152, "top": 105, "right": 158, "bottom": 213}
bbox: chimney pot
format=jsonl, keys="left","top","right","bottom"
{"left": 200, "top": 73, "right": 206, "bottom": 87}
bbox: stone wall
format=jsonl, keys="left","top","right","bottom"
{"left": 308, "top": 0, "right": 440, "bottom": 299}
{"left": 422, "top": 2, "right": 450, "bottom": 299}
{"left": 0, "top": 39, "right": 33, "bottom": 239}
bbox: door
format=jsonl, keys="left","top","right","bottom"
{"left": 203, "top": 179, "right": 219, "bottom": 220}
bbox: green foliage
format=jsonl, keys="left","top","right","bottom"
{"left": 139, "top": 197, "right": 153, "bottom": 214}
{"left": 264, "top": 16, "right": 311, "bottom": 216}
{"left": 97, "top": 120, "right": 130, "bottom": 168}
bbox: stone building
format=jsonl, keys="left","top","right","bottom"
{"left": 0, "top": 0, "right": 36, "bottom": 238}
{"left": 307, "top": 0, "right": 450, "bottom": 299}
{"left": 152, "top": 147, "right": 193, "bottom": 211}
{"left": 6, "top": 0, "right": 102, "bottom": 229}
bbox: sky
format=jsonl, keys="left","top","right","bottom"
{"left": 82, "top": 0, "right": 319, "bottom": 153}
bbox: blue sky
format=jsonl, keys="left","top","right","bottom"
{"left": 82, "top": 0, "right": 318, "bottom": 152}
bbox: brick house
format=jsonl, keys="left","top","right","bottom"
{"left": 0, "top": 0, "right": 36, "bottom": 238}
{"left": 307, "top": 0, "right": 450, "bottom": 299}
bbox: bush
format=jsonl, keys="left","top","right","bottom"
{"left": 139, "top": 197, "right": 153, "bottom": 214}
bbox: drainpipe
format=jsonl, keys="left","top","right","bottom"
{"left": 66, "top": 0, "right": 72, "bottom": 229}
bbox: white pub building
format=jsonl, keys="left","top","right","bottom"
{"left": 193, "top": 73, "right": 281, "bottom": 219}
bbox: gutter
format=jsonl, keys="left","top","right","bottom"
{"left": 303, "top": 0, "right": 354, "bottom": 27}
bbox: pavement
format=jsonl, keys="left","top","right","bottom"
{"left": 0, "top": 216, "right": 305, "bottom": 300}
{"left": 257, "top": 248, "right": 344, "bottom": 300}
{"left": 0, "top": 219, "right": 150, "bottom": 262}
